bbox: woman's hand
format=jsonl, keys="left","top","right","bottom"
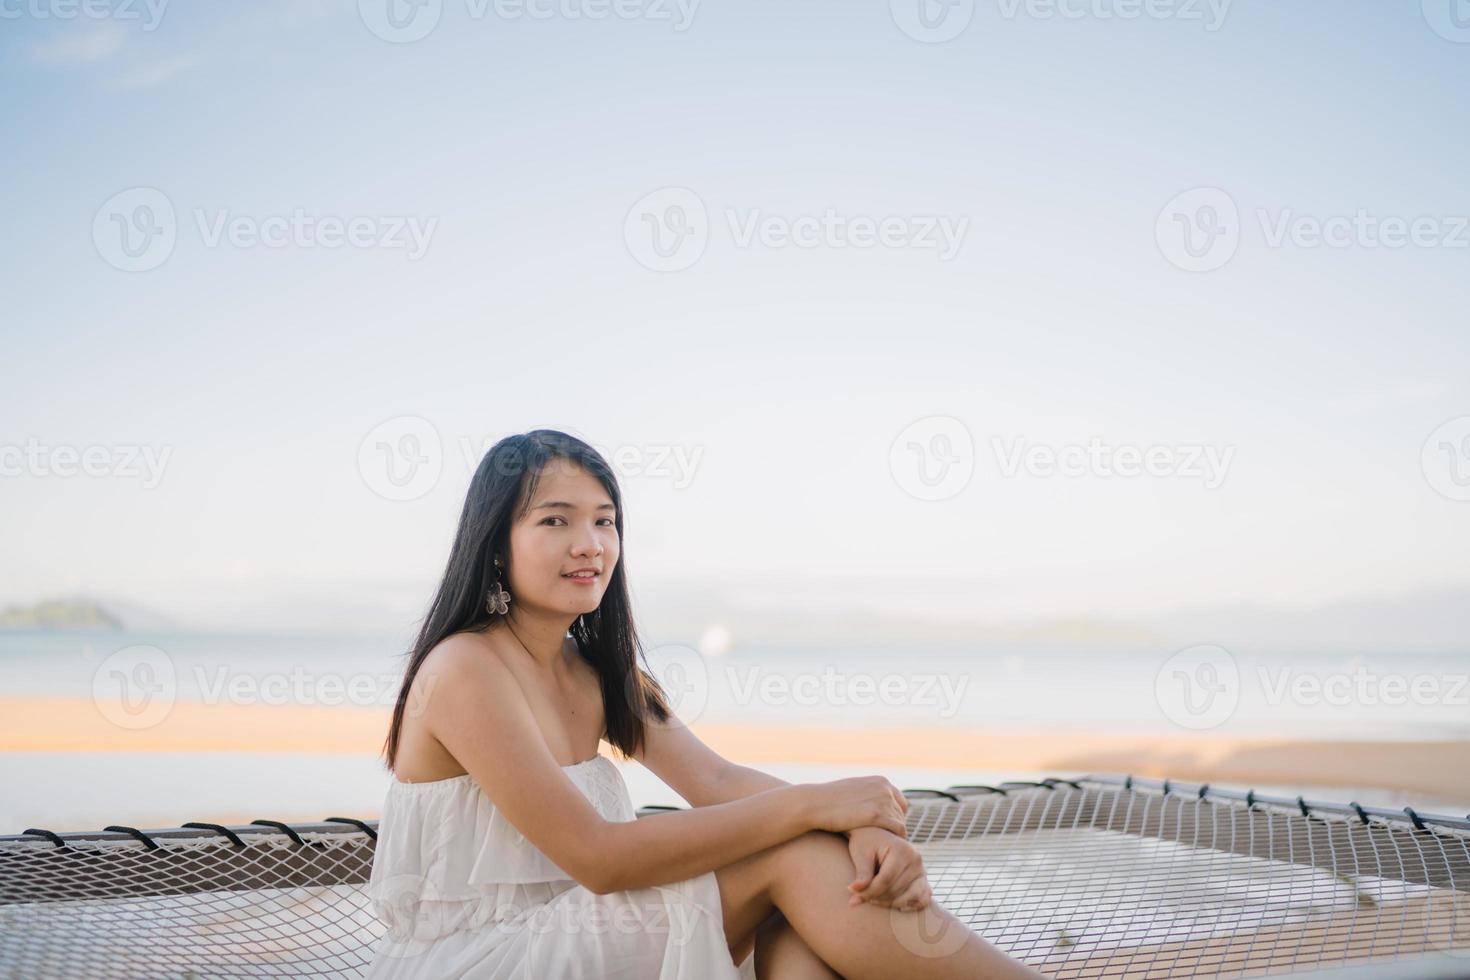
{"left": 845, "top": 826, "right": 931, "bottom": 911}
{"left": 804, "top": 776, "right": 909, "bottom": 838}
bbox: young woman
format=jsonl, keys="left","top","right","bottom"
{"left": 366, "top": 429, "right": 1043, "bottom": 979}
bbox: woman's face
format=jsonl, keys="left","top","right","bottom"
{"left": 505, "top": 458, "right": 619, "bottom": 618}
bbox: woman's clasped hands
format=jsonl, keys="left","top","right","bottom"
{"left": 805, "top": 775, "right": 932, "bottom": 913}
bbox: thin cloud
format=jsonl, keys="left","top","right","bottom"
{"left": 27, "top": 23, "right": 127, "bottom": 66}
{"left": 108, "top": 52, "right": 201, "bottom": 90}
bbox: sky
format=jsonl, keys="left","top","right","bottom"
{"left": 2, "top": 0, "right": 1468, "bottom": 643}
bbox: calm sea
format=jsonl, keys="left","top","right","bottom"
{"left": 1, "top": 629, "right": 1465, "bottom": 829}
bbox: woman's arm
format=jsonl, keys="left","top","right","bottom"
{"left": 630, "top": 718, "right": 859, "bottom": 835}
{"left": 706, "top": 762, "right": 790, "bottom": 802}
{"left": 695, "top": 762, "right": 867, "bottom": 839}
{"left": 706, "top": 764, "right": 930, "bottom": 911}
{"left": 596, "top": 783, "right": 818, "bottom": 893}
{"left": 422, "top": 639, "right": 829, "bottom": 896}
{"left": 600, "top": 768, "right": 908, "bottom": 893}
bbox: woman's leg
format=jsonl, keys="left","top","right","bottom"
{"left": 715, "top": 831, "right": 1045, "bottom": 980}
{"left": 753, "top": 911, "right": 842, "bottom": 979}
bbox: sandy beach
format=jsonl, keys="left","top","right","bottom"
{"left": 4, "top": 697, "right": 1466, "bottom": 809}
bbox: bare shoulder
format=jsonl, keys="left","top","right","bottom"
{"left": 402, "top": 629, "right": 618, "bottom": 893}
{"left": 412, "top": 631, "right": 518, "bottom": 717}
{"left": 421, "top": 628, "right": 501, "bottom": 670}
{"left": 417, "top": 630, "right": 492, "bottom": 679}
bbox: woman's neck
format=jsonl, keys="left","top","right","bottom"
{"left": 499, "top": 610, "right": 574, "bottom": 670}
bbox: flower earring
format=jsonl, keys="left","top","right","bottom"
{"left": 486, "top": 556, "right": 511, "bottom": 615}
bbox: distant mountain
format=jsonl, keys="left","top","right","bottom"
{"left": 0, "top": 595, "right": 180, "bottom": 631}
{"left": 0, "top": 598, "right": 122, "bottom": 630}
{"left": 632, "top": 578, "right": 1469, "bottom": 655}
{"left": 632, "top": 583, "right": 1171, "bottom": 652}
{"left": 7, "top": 579, "right": 1464, "bottom": 653}
{"left": 1151, "top": 588, "right": 1470, "bottom": 654}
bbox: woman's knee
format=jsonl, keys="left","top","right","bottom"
{"left": 728, "top": 831, "right": 844, "bottom": 919}
{"left": 764, "top": 830, "right": 849, "bottom": 896}
{"left": 771, "top": 830, "right": 845, "bottom": 868}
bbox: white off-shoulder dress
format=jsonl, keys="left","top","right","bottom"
{"left": 365, "top": 754, "right": 756, "bottom": 979}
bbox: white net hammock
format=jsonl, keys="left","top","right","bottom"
{"left": 1, "top": 773, "right": 1467, "bottom": 979}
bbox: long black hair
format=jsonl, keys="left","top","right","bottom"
{"left": 382, "top": 429, "right": 673, "bottom": 771}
